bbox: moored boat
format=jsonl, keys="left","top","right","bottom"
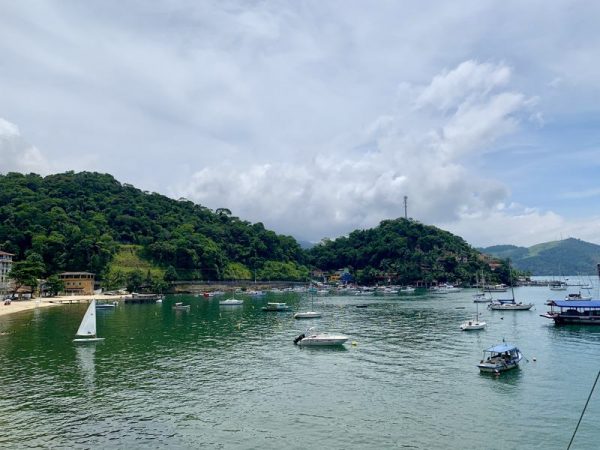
{"left": 172, "top": 302, "right": 190, "bottom": 311}
{"left": 293, "top": 327, "right": 348, "bottom": 346}
{"left": 461, "top": 302, "right": 486, "bottom": 330}
{"left": 477, "top": 342, "right": 522, "bottom": 373}
{"left": 488, "top": 299, "right": 534, "bottom": 310}
{"left": 219, "top": 298, "right": 244, "bottom": 306}
{"left": 262, "top": 302, "right": 291, "bottom": 312}
{"left": 542, "top": 300, "right": 600, "bottom": 325}
{"left": 96, "top": 301, "right": 118, "bottom": 309}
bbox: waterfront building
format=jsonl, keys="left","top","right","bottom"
{"left": 58, "top": 272, "right": 95, "bottom": 295}
{"left": 0, "top": 250, "right": 14, "bottom": 294}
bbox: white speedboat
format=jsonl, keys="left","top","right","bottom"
{"left": 293, "top": 327, "right": 348, "bottom": 346}
{"left": 219, "top": 298, "right": 244, "bottom": 306}
{"left": 262, "top": 302, "right": 291, "bottom": 311}
{"left": 477, "top": 342, "right": 522, "bottom": 373}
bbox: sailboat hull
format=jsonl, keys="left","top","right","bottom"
{"left": 73, "top": 337, "right": 105, "bottom": 343}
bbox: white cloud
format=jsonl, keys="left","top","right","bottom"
{"left": 2, "top": 2, "right": 600, "bottom": 247}
{"left": 176, "top": 60, "right": 529, "bottom": 241}
{"left": 0, "top": 118, "right": 50, "bottom": 174}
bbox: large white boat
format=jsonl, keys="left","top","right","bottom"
{"left": 293, "top": 327, "right": 348, "bottom": 346}
{"left": 477, "top": 342, "right": 522, "bottom": 373}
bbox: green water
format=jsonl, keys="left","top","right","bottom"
{"left": 1, "top": 288, "right": 599, "bottom": 449}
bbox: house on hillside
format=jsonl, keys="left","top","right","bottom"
{"left": 0, "top": 250, "right": 14, "bottom": 295}
{"left": 59, "top": 272, "right": 95, "bottom": 295}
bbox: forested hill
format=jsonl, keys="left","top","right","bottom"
{"left": 0, "top": 171, "right": 306, "bottom": 281}
{"left": 480, "top": 238, "right": 600, "bottom": 275}
{"left": 306, "top": 219, "right": 506, "bottom": 285}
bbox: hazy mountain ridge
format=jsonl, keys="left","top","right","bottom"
{"left": 479, "top": 238, "right": 600, "bottom": 275}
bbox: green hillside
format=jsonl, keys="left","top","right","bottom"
{"left": 0, "top": 171, "right": 517, "bottom": 287}
{"left": 0, "top": 171, "right": 308, "bottom": 283}
{"left": 480, "top": 238, "right": 600, "bottom": 275}
{"left": 307, "top": 218, "right": 508, "bottom": 285}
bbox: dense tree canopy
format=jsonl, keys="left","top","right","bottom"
{"left": 0, "top": 171, "right": 513, "bottom": 286}
{"left": 306, "top": 218, "right": 507, "bottom": 285}
{"left": 0, "top": 171, "right": 307, "bottom": 282}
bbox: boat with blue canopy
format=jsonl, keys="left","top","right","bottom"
{"left": 477, "top": 342, "right": 522, "bottom": 373}
{"left": 542, "top": 300, "right": 600, "bottom": 325}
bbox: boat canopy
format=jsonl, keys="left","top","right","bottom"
{"left": 549, "top": 301, "right": 600, "bottom": 308}
{"left": 484, "top": 343, "right": 518, "bottom": 353}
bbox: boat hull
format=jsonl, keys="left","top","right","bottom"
{"left": 489, "top": 304, "right": 533, "bottom": 310}
{"left": 294, "top": 312, "right": 321, "bottom": 319}
{"left": 478, "top": 361, "right": 520, "bottom": 373}
{"left": 297, "top": 336, "right": 348, "bottom": 346}
{"left": 73, "top": 337, "right": 105, "bottom": 343}
{"left": 461, "top": 321, "right": 486, "bottom": 331}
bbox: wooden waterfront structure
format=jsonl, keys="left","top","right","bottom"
{"left": 59, "top": 272, "right": 95, "bottom": 296}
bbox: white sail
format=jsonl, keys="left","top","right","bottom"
{"left": 76, "top": 299, "right": 97, "bottom": 337}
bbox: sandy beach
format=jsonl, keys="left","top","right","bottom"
{"left": 0, "top": 294, "right": 129, "bottom": 318}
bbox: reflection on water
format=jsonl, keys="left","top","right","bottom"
{"left": 0, "top": 289, "right": 599, "bottom": 449}
{"left": 75, "top": 344, "right": 96, "bottom": 389}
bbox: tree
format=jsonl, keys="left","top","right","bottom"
{"left": 9, "top": 252, "right": 45, "bottom": 296}
{"left": 45, "top": 274, "right": 64, "bottom": 296}
{"left": 126, "top": 270, "right": 144, "bottom": 293}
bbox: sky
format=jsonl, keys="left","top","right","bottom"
{"left": 1, "top": 0, "right": 600, "bottom": 248}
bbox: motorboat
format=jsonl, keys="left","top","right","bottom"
{"left": 95, "top": 301, "right": 118, "bottom": 309}
{"left": 293, "top": 327, "right": 348, "bottom": 346}
{"left": 262, "top": 302, "right": 291, "bottom": 312}
{"left": 219, "top": 298, "right": 244, "bottom": 306}
{"left": 172, "top": 302, "right": 190, "bottom": 311}
{"left": 399, "top": 286, "right": 416, "bottom": 294}
{"left": 565, "top": 292, "right": 592, "bottom": 301}
{"left": 484, "top": 284, "right": 508, "bottom": 292}
{"left": 477, "top": 342, "right": 523, "bottom": 373}
{"left": 473, "top": 293, "right": 492, "bottom": 303}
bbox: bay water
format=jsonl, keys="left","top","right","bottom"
{"left": 1, "top": 284, "right": 599, "bottom": 449}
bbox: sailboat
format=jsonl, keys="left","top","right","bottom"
{"left": 460, "top": 301, "right": 486, "bottom": 330}
{"left": 473, "top": 271, "right": 492, "bottom": 303}
{"left": 73, "top": 299, "right": 105, "bottom": 343}
{"left": 488, "top": 263, "right": 533, "bottom": 311}
{"left": 219, "top": 289, "right": 243, "bottom": 306}
{"left": 294, "top": 285, "right": 322, "bottom": 319}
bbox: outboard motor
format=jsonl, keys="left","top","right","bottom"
{"left": 293, "top": 333, "right": 305, "bottom": 345}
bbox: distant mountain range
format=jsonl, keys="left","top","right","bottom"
{"left": 479, "top": 238, "right": 600, "bottom": 275}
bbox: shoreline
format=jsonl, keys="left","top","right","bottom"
{"left": 0, "top": 294, "right": 129, "bottom": 319}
